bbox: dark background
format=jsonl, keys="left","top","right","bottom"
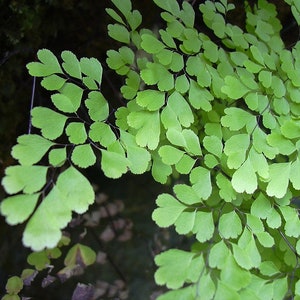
{"left": 0, "top": 0, "right": 297, "bottom": 299}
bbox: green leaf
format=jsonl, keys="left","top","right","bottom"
{"left": 290, "top": 158, "right": 300, "bottom": 189}
{"left": 71, "top": 144, "right": 96, "bottom": 168}
{"left": 64, "top": 243, "right": 96, "bottom": 267}
{"left": 85, "top": 91, "right": 109, "bottom": 122}
{"left": 279, "top": 206, "right": 300, "bottom": 238}
{"left": 266, "top": 208, "right": 282, "bottom": 229}
{"left": 152, "top": 194, "right": 186, "bottom": 227}
{"left": 209, "top": 240, "right": 231, "bottom": 269}
{"left": 180, "top": 1, "right": 195, "bottom": 28}
{"left": 173, "top": 184, "right": 201, "bottom": 205}
{"left": 167, "top": 91, "right": 194, "bottom": 127}
{"left": 31, "top": 107, "right": 68, "bottom": 140}
{"left": 232, "top": 158, "right": 257, "bottom": 194}
{"left": 136, "top": 89, "right": 165, "bottom": 111}
{"left": 41, "top": 74, "right": 66, "bottom": 91}
{"left": 216, "top": 173, "right": 237, "bottom": 202}
{"left": 259, "top": 261, "right": 280, "bottom": 276}
{"left": 159, "top": 145, "right": 185, "bottom": 165}
{"left": 61, "top": 50, "right": 81, "bottom": 79}
{"left": 51, "top": 83, "right": 83, "bottom": 113}
{"left": 224, "top": 134, "right": 250, "bottom": 169}
{"left": 66, "top": 123, "right": 87, "bottom": 144}
{"left": 188, "top": 79, "right": 213, "bottom": 111}
{"left": 108, "top": 24, "right": 130, "bottom": 44}
{"left": 12, "top": 134, "right": 54, "bottom": 165}
{"left": 2, "top": 165, "right": 48, "bottom": 194}
{"left": 120, "top": 131, "right": 151, "bottom": 174}
{"left": 127, "top": 110, "right": 160, "bottom": 150}
{"left": 5, "top": 276, "right": 23, "bottom": 294}
{"left": 218, "top": 210, "right": 242, "bottom": 239}
{"left": 190, "top": 167, "right": 212, "bottom": 200}
{"left": 256, "top": 231, "right": 274, "bottom": 247}
{"left": 175, "top": 154, "right": 196, "bottom": 174}
{"left": 221, "top": 75, "right": 250, "bottom": 99}
{"left": 203, "top": 135, "right": 223, "bottom": 158}
{"left": 266, "top": 163, "right": 291, "bottom": 199}
{"left": 175, "top": 75, "right": 190, "bottom": 94}
{"left": 80, "top": 57, "right": 103, "bottom": 85}
{"left": 101, "top": 144, "right": 129, "bottom": 178}
{"left": 155, "top": 249, "right": 203, "bottom": 289}
{"left": 111, "top": 0, "right": 132, "bottom": 19}
{"left": 106, "top": 7, "right": 126, "bottom": 25}
{"left": 48, "top": 148, "right": 66, "bottom": 167}
{"left": 0, "top": 194, "right": 39, "bottom": 225}
{"left": 221, "top": 107, "right": 256, "bottom": 131}
{"left": 89, "top": 122, "right": 116, "bottom": 147}
{"left": 193, "top": 211, "right": 215, "bottom": 242}
{"left": 26, "top": 49, "right": 62, "bottom": 77}
{"left": 266, "top": 132, "right": 295, "bottom": 155}
{"left": 153, "top": 0, "right": 180, "bottom": 16}
{"left": 141, "top": 34, "right": 165, "bottom": 54}
{"left": 151, "top": 152, "right": 172, "bottom": 184}
{"left": 23, "top": 167, "right": 94, "bottom": 250}
{"left": 281, "top": 119, "right": 300, "bottom": 139}
{"left": 250, "top": 193, "right": 272, "bottom": 219}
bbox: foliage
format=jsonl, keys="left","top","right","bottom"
{"left": 2, "top": 0, "right": 300, "bottom": 298}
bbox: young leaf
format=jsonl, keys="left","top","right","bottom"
{"left": 64, "top": 243, "right": 96, "bottom": 267}
{"left": 192, "top": 211, "right": 215, "bottom": 242}
{"left": 2, "top": 165, "right": 48, "bottom": 195}
{"left": 190, "top": 167, "right": 212, "bottom": 200}
{"left": 12, "top": 134, "right": 54, "bottom": 165}
{"left": 31, "top": 107, "right": 68, "bottom": 140}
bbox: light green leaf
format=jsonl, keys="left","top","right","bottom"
{"left": 151, "top": 152, "right": 172, "bottom": 184}
{"left": 80, "top": 57, "right": 103, "bottom": 85}
{"left": 290, "top": 158, "right": 300, "bottom": 189}
{"left": 159, "top": 145, "right": 185, "bottom": 165}
{"left": 89, "top": 122, "right": 116, "bottom": 147}
{"left": 23, "top": 167, "right": 94, "bottom": 250}
{"left": 174, "top": 210, "right": 196, "bottom": 235}
{"left": 203, "top": 135, "right": 223, "bottom": 158}
{"left": 152, "top": 194, "right": 186, "bottom": 227}
{"left": 216, "top": 173, "right": 237, "bottom": 202}
{"left": 266, "top": 132, "right": 295, "bottom": 155}
{"left": 250, "top": 193, "right": 272, "bottom": 219}
{"left": 256, "top": 231, "right": 274, "bottom": 247}
{"left": 153, "top": 0, "right": 180, "bottom": 16}
{"left": 26, "top": 49, "right": 62, "bottom": 77}
{"left": 232, "top": 158, "right": 257, "bottom": 194}
{"left": 182, "top": 129, "right": 202, "bottom": 156}
{"left": 85, "top": 91, "right": 109, "bottom": 122}
{"left": 127, "top": 110, "right": 160, "bottom": 150}
{"left": 120, "top": 131, "right": 151, "bottom": 174}
{"left": 167, "top": 91, "right": 194, "bottom": 127}
{"left": 12, "top": 134, "right": 54, "bottom": 165}
{"left": 218, "top": 210, "right": 242, "bottom": 239}
{"left": 209, "top": 240, "right": 231, "bottom": 269}
{"left": 190, "top": 167, "right": 212, "bottom": 200}
{"left": 266, "top": 163, "right": 291, "bottom": 198}
{"left": 221, "top": 75, "right": 250, "bottom": 99}
{"left": 31, "top": 107, "right": 68, "bottom": 140}
{"left": 71, "top": 144, "right": 96, "bottom": 168}
{"left": 266, "top": 208, "right": 282, "bottom": 229}
{"left": 188, "top": 79, "right": 213, "bottom": 111}
{"left": 61, "top": 50, "right": 81, "bottom": 79}
{"left": 66, "top": 123, "right": 87, "bottom": 144}
{"left": 224, "top": 134, "right": 250, "bottom": 169}
{"left": 246, "top": 214, "right": 264, "bottom": 233}
{"left": 2, "top": 165, "right": 48, "bottom": 194}
{"left": 101, "top": 147, "right": 129, "bottom": 179}
{"left": 193, "top": 211, "right": 215, "bottom": 242}
{"left": 48, "top": 148, "right": 66, "bottom": 167}
{"left": 0, "top": 194, "right": 39, "bottom": 225}
{"left": 108, "top": 24, "right": 130, "bottom": 44}
{"left": 51, "top": 83, "right": 83, "bottom": 113}
{"left": 173, "top": 184, "right": 201, "bottom": 205}
{"left": 258, "top": 70, "right": 272, "bottom": 88}
{"left": 127, "top": 10, "right": 142, "bottom": 31}
{"left": 175, "top": 154, "right": 196, "bottom": 174}
{"left": 136, "top": 89, "right": 165, "bottom": 111}
{"left": 221, "top": 107, "right": 256, "bottom": 132}
{"left": 41, "top": 74, "right": 66, "bottom": 91}
{"left": 64, "top": 243, "right": 96, "bottom": 267}
{"left": 249, "top": 147, "right": 269, "bottom": 179}
{"left": 259, "top": 261, "right": 280, "bottom": 277}
{"left": 106, "top": 8, "right": 125, "bottom": 25}
{"left": 175, "top": 75, "right": 190, "bottom": 94}
{"left": 279, "top": 206, "right": 300, "bottom": 238}
{"left": 281, "top": 119, "right": 300, "bottom": 139}
{"left": 141, "top": 34, "right": 165, "bottom": 54}
{"left": 155, "top": 249, "right": 202, "bottom": 289}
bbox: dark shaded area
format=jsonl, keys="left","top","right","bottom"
{"left": 0, "top": 0, "right": 299, "bottom": 299}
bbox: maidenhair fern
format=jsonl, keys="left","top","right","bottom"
{"left": 2, "top": 0, "right": 300, "bottom": 299}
